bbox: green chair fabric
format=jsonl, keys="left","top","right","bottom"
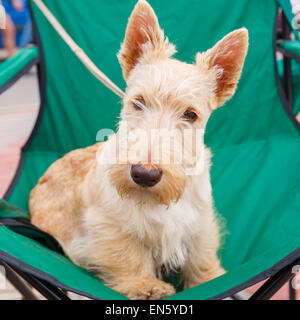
{"left": 1, "top": 0, "right": 300, "bottom": 299}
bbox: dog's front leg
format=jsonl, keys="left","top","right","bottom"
{"left": 182, "top": 229, "right": 225, "bottom": 289}
{"left": 88, "top": 231, "right": 175, "bottom": 300}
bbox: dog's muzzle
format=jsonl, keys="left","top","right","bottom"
{"left": 130, "top": 164, "right": 162, "bottom": 187}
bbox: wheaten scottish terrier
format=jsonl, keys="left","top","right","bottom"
{"left": 29, "top": 0, "right": 248, "bottom": 299}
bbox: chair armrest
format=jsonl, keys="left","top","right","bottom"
{"left": 279, "top": 41, "right": 300, "bottom": 56}
{"left": 0, "top": 46, "right": 40, "bottom": 94}
{"left": 277, "top": 40, "right": 300, "bottom": 62}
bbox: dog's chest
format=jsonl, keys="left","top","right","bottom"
{"left": 128, "top": 201, "right": 199, "bottom": 269}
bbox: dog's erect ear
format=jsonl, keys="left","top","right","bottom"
{"left": 197, "top": 28, "right": 249, "bottom": 108}
{"left": 118, "top": 0, "right": 175, "bottom": 81}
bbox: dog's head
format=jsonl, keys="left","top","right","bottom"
{"left": 104, "top": 0, "right": 248, "bottom": 207}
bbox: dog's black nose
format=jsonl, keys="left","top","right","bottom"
{"left": 130, "top": 164, "right": 162, "bottom": 187}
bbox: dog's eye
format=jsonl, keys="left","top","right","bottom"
{"left": 133, "top": 97, "right": 145, "bottom": 110}
{"left": 183, "top": 109, "right": 198, "bottom": 122}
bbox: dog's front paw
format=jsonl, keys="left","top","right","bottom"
{"left": 111, "top": 278, "right": 176, "bottom": 300}
{"left": 130, "top": 280, "right": 175, "bottom": 300}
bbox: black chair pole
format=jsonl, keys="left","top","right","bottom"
{"left": 282, "top": 11, "right": 293, "bottom": 109}
{"left": 0, "top": 261, "right": 38, "bottom": 300}
{"left": 249, "top": 259, "right": 300, "bottom": 300}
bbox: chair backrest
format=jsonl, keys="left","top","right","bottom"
{"left": 6, "top": 0, "right": 299, "bottom": 209}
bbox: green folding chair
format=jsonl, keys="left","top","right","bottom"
{"left": 0, "top": 0, "right": 300, "bottom": 300}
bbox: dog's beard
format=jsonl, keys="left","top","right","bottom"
{"left": 108, "top": 164, "right": 186, "bottom": 207}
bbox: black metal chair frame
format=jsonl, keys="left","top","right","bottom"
{"left": 0, "top": 3, "right": 299, "bottom": 301}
